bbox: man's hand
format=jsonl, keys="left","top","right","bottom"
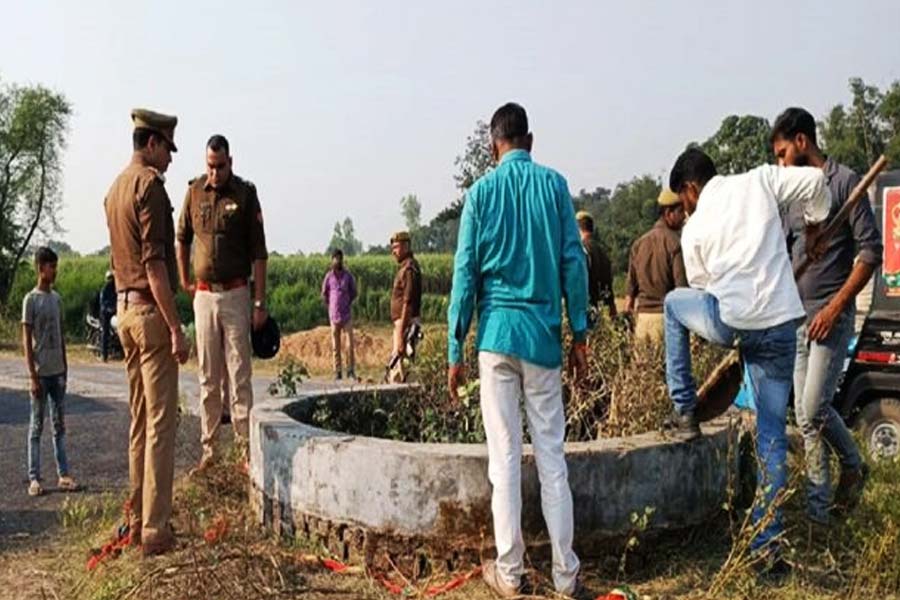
{"left": 568, "top": 343, "right": 589, "bottom": 386}
{"left": 253, "top": 306, "right": 268, "bottom": 331}
{"left": 808, "top": 300, "right": 843, "bottom": 342}
{"left": 30, "top": 375, "right": 42, "bottom": 398}
{"left": 171, "top": 327, "right": 190, "bottom": 364}
{"left": 805, "top": 222, "right": 828, "bottom": 262}
{"left": 448, "top": 364, "right": 466, "bottom": 403}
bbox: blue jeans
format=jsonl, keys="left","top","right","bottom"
{"left": 794, "top": 306, "right": 861, "bottom": 522}
{"left": 664, "top": 288, "right": 797, "bottom": 553}
{"left": 28, "top": 373, "right": 69, "bottom": 482}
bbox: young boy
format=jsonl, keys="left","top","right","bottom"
{"left": 22, "top": 247, "right": 77, "bottom": 496}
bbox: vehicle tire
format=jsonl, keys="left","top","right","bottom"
{"left": 856, "top": 398, "right": 900, "bottom": 461}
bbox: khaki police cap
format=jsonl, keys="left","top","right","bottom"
{"left": 657, "top": 187, "right": 681, "bottom": 206}
{"left": 575, "top": 210, "right": 593, "bottom": 223}
{"left": 390, "top": 231, "right": 411, "bottom": 244}
{"left": 131, "top": 108, "right": 178, "bottom": 152}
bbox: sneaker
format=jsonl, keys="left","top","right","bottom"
{"left": 833, "top": 463, "right": 869, "bottom": 516}
{"left": 481, "top": 560, "right": 520, "bottom": 598}
{"left": 567, "top": 580, "right": 598, "bottom": 600}
{"left": 58, "top": 476, "right": 79, "bottom": 492}
{"left": 335, "top": 371, "right": 343, "bottom": 381}
{"left": 752, "top": 554, "right": 792, "bottom": 580}
{"left": 28, "top": 480, "right": 43, "bottom": 497}
{"left": 663, "top": 410, "right": 701, "bottom": 441}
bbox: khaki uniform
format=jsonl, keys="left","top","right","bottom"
{"left": 625, "top": 218, "right": 688, "bottom": 343}
{"left": 389, "top": 255, "right": 422, "bottom": 382}
{"left": 105, "top": 161, "right": 179, "bottom": 548}
{"left": 177, "top": 174, "right": 267, "bottom": 461}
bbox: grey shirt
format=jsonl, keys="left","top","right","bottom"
{"left": 785, "top": 157, "right": 883, "bottom": 317}
{"left": 21, "top": 288, "right": 66, "bottom": 377}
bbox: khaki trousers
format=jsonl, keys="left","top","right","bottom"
{"left": 118, "top": 303, "right": 179, "bottom": 547}
{"left": 634, "top": 312, "right": 665, "bottom": 345}
{"left": 194, "top": 286, "right": 253, "bottom": 461}
{"left": 330, "top": 319, "right": 356, "bottom": 374}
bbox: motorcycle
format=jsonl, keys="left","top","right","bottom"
{"left": 85, "top": 295, "right": 123, "bottom": 360}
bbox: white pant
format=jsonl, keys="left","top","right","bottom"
{"left": 479, "top": 351, "right": 579, "bottom": 594}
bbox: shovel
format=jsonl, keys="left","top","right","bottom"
{"left": 694, "top": 155, "right": 888, "bottom": 422}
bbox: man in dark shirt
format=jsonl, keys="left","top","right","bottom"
{"left": 624, "top": 188, "right": 687, "bottom": 343}
{"left": 772, "top": 107, "right": 882, "bottom": 524}
{"left": 575, "top": 211, "right": 616, "bottom": 318}
{"left": 99, "top": 270, "right": 117, "bottom": 361}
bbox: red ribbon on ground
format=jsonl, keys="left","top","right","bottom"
{"left": 312, "top": 554, "right": 482, "bottom": 598}
{"left": 86, "top": 502, "right": 134, "bottom": 571}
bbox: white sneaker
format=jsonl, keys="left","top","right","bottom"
{"left": 28, "top": 480, "right": 43, "bottom": 497}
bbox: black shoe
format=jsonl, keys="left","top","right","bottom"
{"left": 335, "top": 371, "right": 343, "bottom": 381}
{"left": 220, "top": 412, "right": 231, "bottom": 425}
{"left": 663, "top": 411, "right": 701, "bottom": 441}
{"left": 753, "top": 555, "right": 792, "bottom": 581}
{"left": 832, "top": 462, "right": 869, "bottom": 516}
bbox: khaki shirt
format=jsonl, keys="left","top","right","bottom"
{"left": 390, "top": 255, "right": 422, "bottom": 322}
{"left": 626, "top": 218, "right": 687, "bottom": 313}
{"left": 177, "top": 174, "right": 268, "bottom": 283}
{"left": 105, "top": 161, "right": 178, "bottom": 293}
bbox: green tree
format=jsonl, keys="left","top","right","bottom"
{"left": 820, "top": 77, "right": 900, "bottom": 173}
{"left": 400, "top": 194, "right": 421, "bottom": 232}
{"left": 698, "top": 114, "right": 772, "bottom": 175}
{"left": 0, "top": 81, "right": 71, "bottom": 302}
{"left": 326, "top": 217, "right": 363, "bottom": 256}
{"left": 453, "top": 120, "right": 493, "bottom": 194}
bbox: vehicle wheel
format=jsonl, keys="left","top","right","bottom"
{"left": 856, "top": 398, "right": 900, "bottom": 461}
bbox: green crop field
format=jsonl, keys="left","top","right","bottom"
{"left": 5, "top": 254, "right": 455, "bottom": 338}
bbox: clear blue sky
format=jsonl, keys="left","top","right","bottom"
{"left": 2, "top": 0, "right": 899, "bottom": 255}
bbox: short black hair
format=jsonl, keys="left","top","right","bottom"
{"left": 207, "top": 134, "right": 230, "bottom": 155}
{"left": 669, "top": 148, "right": 718, "bottom": 193}
{"left": 770, "top": 107, "right": 817, "bottom": 146}
{"left": 34, "top": 246, "right": 58, "bottom": 267}
{"left": 490, "top": 102, "right": 529, "bottom": 142}
{"left": 133, "top": 128, "right": 158, "bottom": 150}
{"left": 331, "top": 248, "right": 343, "bottom": 259}
{"left": 576, "top": 217, "right": 594, "bottom": 233}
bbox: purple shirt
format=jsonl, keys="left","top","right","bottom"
{"left": 322, "top": 268, "right": 357, "bottom": 324}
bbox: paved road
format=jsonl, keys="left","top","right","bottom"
{"left": 0, "top": 356, "right": 336, "bottom": 552}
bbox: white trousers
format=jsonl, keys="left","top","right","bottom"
{"left": 478, "top": 351, "right": 579, "bottom": 594}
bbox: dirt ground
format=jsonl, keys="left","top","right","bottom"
{"left": 279, "top": 325, "right": 397, "bottom": 376}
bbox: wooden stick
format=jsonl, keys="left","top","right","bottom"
{"left": 794, "top": 154, "right": 888, "bottom": 279}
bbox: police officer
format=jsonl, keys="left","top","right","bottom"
{"left": 104, "top": 109, "right": 189, "bottom": 557}
{"left": 177, "top": 134, "right": 268, "bottom": 471}
{"left": 624, "top": 188, "right": 688, "bottom": 343}
{"left": 388, "top": 231, "right": 422, "bottom": 382}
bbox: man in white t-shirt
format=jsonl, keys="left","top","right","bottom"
{"left": 663, "top": 148, "right": 830, "bottom": 575}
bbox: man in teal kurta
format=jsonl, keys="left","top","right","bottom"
{"left": 447, "top": 102, "right": 589, "bottom": 598}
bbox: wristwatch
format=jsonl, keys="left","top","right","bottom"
{"left": 253, "top": 300, "right": 265, "bottom": 310}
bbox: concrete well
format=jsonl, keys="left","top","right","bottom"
{"left": 249, "top": 385, "right": 738, "bottom": 565}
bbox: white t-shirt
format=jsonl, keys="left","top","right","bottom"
{"left": 681, "top": 165, "right": 831, "bottom": 330}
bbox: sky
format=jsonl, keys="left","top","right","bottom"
{"left": 1, "top": 0, "right": 899, "bottom": 255}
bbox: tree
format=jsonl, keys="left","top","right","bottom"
{"left": 697, "top": 114, "right": 772, "bottom": 175}
{"left": 400, "top": 194, "right": 421, "bottom": 232}
{"left": 453, "top": 120, "right": 493, "bottom": 194}
{"left": 0, "top": 81, "right": 71, "bottom": 302}
{"left": 820, "top": 77, "right": 900, "bottom": 173}
{"left": 326, "top": 217, "right": 363, "bottom": 256}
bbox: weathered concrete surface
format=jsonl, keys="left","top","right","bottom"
{"left": 250, "top": 387, "right": 738, "bottom": 558}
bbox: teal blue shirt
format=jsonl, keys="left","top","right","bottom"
{"left": 447, "top": 149, "right": 588, "bottom": 369}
